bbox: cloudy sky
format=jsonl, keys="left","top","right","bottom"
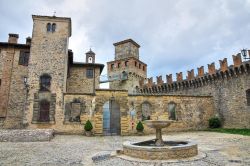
{"left": 0, "top": 0, "right": 250, "bottom": 84}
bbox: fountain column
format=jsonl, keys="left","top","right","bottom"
{"left": 155, "top": 128, "right": 164, "bottom": 146}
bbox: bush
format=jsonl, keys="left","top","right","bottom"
{"left": 136, "top": 121, "right": 144, "bottom": 132}
{"left": 84, "top": 120, "right": 93, "bottom": 131}
{"left": 209, "top": 117, "right": 221, "bottom": 128}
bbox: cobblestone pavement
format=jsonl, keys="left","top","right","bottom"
{"left": 0, "top": 131, "right": 249, "bottom": 166}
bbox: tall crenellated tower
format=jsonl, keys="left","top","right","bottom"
{"left": 107, "top": 39, "right": 147, "bottom": 93}
{"left": 27, "top": 15, "right": 71, "bottom": 125}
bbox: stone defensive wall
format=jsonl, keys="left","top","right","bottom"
{"left": 137, "top": 52, "right": 250, "bottom": 128}
{"left": 56, "top": 90, "right": 214, "bottom": 135}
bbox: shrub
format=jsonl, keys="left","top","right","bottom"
{"left": 209, "top": 117, "right": 221, "bottom": 128}
{"left": 84, "top": 120, "right": 93, "bottom": 131}
{"left": 136, "top": 121, "right": 144, "bottom": 132}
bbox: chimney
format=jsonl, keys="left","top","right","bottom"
{"left": 8, "top": 33, "right": 19, "bottom": 44}
{"left": 26, "top": 37, "right": 31, "bottom": 45}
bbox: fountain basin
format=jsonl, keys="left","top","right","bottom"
{"left": 123, "top": 140, "right": 198, "bottom": 160}
{"left": 145, "top": 120, "right": 173, "bottom": 129}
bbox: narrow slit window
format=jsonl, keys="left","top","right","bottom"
{"left": 52, "top": 23, "right": 56, "bottom": 32}
{"left": 47, "top": 23, "right": 51, "bottom": 32}
{"left": 246, "top": 89, "right": 250, "bottom": 106}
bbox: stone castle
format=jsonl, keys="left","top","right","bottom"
{"left": 0, "top": 15, "right": 249, "bottom": 135}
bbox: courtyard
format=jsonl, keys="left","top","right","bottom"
{"left": 0, "top": 131, "right": 249, "bottom": 166}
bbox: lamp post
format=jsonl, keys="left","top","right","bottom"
{"left": 241, "top": 49, "right": 250, "bottom": 60}
{"left": 22, "top": 77, "right": 29, "bottom": 127}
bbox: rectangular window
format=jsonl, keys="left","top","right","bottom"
{"left": 139, "top": 63, "right": 141, "bottom": 69}
{"left": 86, "top": 69, "right": 94, "bottom": 78}
{"left": 19, "top": 51, "right": 30, "bottom": 66}
{"left": 117, "top": 63, "right": 121, "bottom": 68}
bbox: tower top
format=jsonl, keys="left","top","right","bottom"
{"left": 32, "top": 15, "right": 71, "bottom": 37}
{"left": 86, "top": 48, "right": 95, "bottom": 63}
{"left": 113, "top": 39, "right": 140, "bottom": 60}
{"left": 113, "top": 39, "right": 140, "bottom": 48}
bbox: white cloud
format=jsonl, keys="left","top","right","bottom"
{"left": 0, "top": 0, "right": 249, "bottom": 83}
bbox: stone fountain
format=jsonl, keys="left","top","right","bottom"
{"left": 145, "top": 120, "right": 172, "bottom": 146}
{"left": 122, "top": 120, "right": 198, "bottom": 160}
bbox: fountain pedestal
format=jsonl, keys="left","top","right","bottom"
{"left": 145, "top": 120, "right": 172, "bottom": 146}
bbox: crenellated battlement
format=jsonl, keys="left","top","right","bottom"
{"left": 138, "top": 51, "right": 250, "bottom": 94}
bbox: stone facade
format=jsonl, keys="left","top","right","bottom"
{"left": 67, "top": 64, "right": 103, "bottom": 94}
{"left": 138, "top": 56, "right": 250, "bottom": 128}
{"left": 0, "top": 34, "right": 30, "bottom": 128}
{"left": 0, "top": 14, "right": 248, "bottom": 135}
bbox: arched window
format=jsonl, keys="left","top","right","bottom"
{"left": 246, "top": 89, "right": 250, "bottom": 106}
{"left": 40, "top": 74, "right": 51, "bottom": 91}
{"left": 39, "top": 100, "right": 50, "bottom": 122}
{"left": 168, "top": 102, "right": 177, "bottom": 120}
{"left": 52, "top": 23, "right": 56, "bottom": 32}
{"left": 141, "top": 101, "right": 152, "bottom": 120}
{"left": 47, "top": 23, "right": 51, "bottom": 32}
{"left": 125, "top": 61, "right": 128, "bottom": 67}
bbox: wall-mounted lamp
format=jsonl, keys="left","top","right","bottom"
{"left": 241, "top": 49, "right": 250, "bottom": 60}
{"left": 23, "top": 77, "right": 29, "bottom": 90}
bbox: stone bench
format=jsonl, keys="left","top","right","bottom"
{"left": 0, "top": 129, "right": 54, "bottom": 142}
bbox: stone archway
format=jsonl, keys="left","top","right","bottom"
{"left": 103, "top": 100, "right": 121, "bottom": 135}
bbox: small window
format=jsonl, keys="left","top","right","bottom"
{"left": 40, "top": 74, "right": 51, "bottom": 91}
{"left": 117, "top": 63, "right": 121, "bottom": 68}
{"left": 246, "top": 89, "right": 250, "bottom": 106}
{"left": 168, "top": 102, "right": 177, "bottom": 120}
{"left": 47, "top": 23, "right": 51, "bottom": 32}
{"left": 19, "top": 51, "right": 30, "bottom": 66}
{"left": 86, "top": 69, "right": 94, "bottom": 78}
{"left": 52, "top": 23, "right": 56, "bottom": 32}
{"left": 143, "top": 66, "right": 145, "bottom": 71}
{"left": 135, "top": 61, "right": 137, "bottom": 67}
{"left": 111, "top": 64, "right": 114, "bottom": 70}
{"left": 125, "top": 61, "right": 128, "bottom": 67}
{"left": 139, "top": 64, "right": 141, "bottom": 69}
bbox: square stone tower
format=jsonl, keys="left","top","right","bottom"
{"left": 107, "top": 39, "right": 147, "bottom": 94}
{"left": 27, "top": 15, "right": 71, "bottom": 125}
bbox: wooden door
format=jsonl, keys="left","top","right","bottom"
{"left": 39, "top": 100, "right": 50, "bottom": 122}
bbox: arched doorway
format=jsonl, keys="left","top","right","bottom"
{"left": 103, "top": 100, "right": 121, "bottom": 135}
